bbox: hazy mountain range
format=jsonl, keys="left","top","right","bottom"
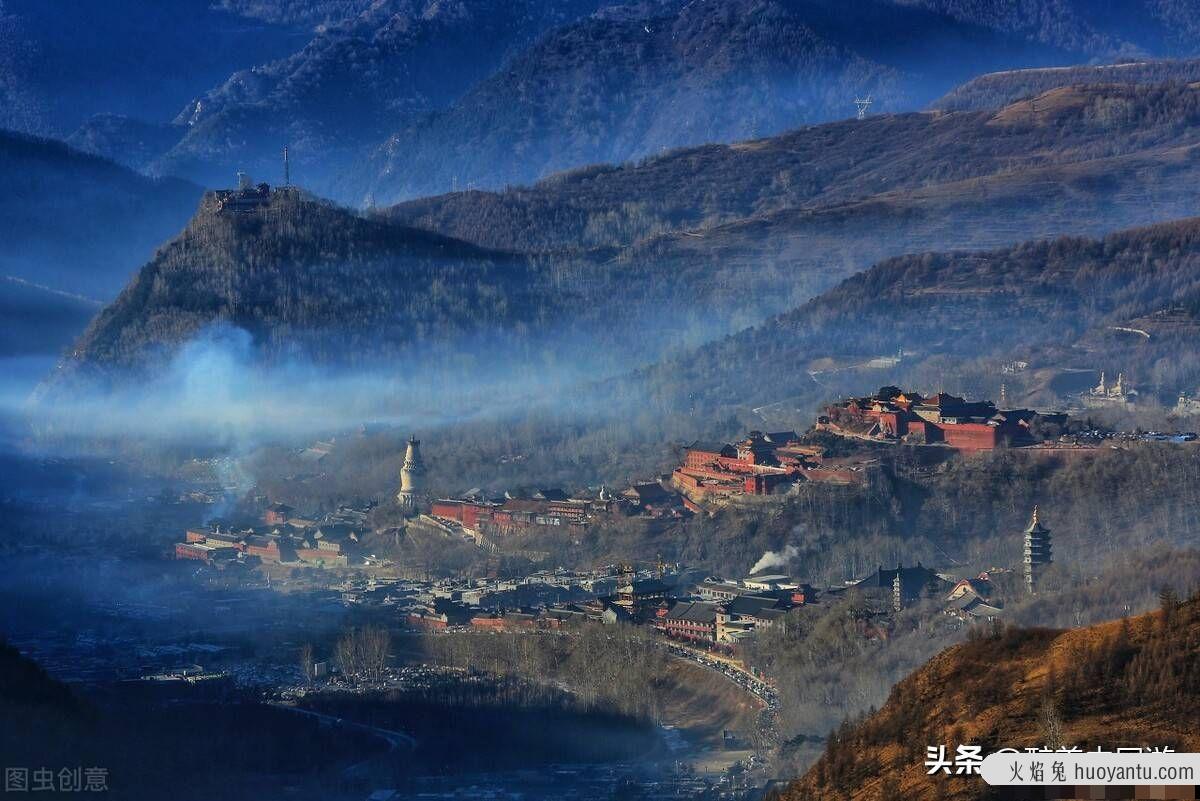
{"left": 0, "top": 130, "right": 201, "bottom": 300}
{"left": 11, "top": 1, "right": 1200, "bottom": 426}
{"left": 33, "top": 80, "right": 1200, "bottom": 413}
{"left": 8, "top": 0, "right": 1200, "bottom": 206}
{"left": 643, "top": 214, "right": 1200, "bottom": 426}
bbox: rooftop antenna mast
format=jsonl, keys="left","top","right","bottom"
{"left": 854, "top": 94, "right": 873, "bottom": 120}
{"left": 283, "top": 146, "right": 290, "bottom": 187}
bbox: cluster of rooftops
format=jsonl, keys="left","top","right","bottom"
{"left": 824, "top": 386, "right": 1066, "bottom": 449}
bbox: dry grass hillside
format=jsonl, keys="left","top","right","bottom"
{"left": 779, "top": 594, "right": 1200, "bottom": 801}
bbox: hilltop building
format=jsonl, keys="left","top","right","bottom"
{"left": 1023, "top": 506, "right": 1052, "bottom": 594}
{"left": 821, "top": 386, "right": 1053, "bottom": 451}
{"left": 397, "top": 436, "right": 426, "bottom": 515}
{"left": 207, "top": 170, "right": 275, "bottom": 213}
{"left": 208, "top": 157, "right": 302, "bottom": 214}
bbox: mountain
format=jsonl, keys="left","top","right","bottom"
{"left": 641, "top": 214, "right": 1200, "bottom": 423}
{"left": 0, "top": 0, "right": 307, "bottom": 138}
{"left": 0, "top": 129, "right": 202, "bottom": 300}
{"left": 897, "top": 0, "right": 1200, "bottom": 57}
{"left": 147, "top": 0, "right": 611, "bottom": 192}
{"left": 166, "top": 0, "right": 1200, "bottom": 204}
{"left": 782, "top": 595, "right": 1200, "bottom": 801}
{"left": 0, "top": 639, "right": 90, "bottom": 767}
{"left": 211, "top": 0, "right": 384, "bottom": 27}
{"left": 65, "top": 114, "right": 184, "bottom": 173}
{"left": 384, "top": 81, "right": 1200, "bottom": 330}
{"left": 934, "top": 58, "right": 1200, "bottom": 112}
{"left": 387, "top": 81, "right": 1200, "bottom": 253}
{"left": 10, "top": 0, "right": 1200, "bottom": 201}
{"left": 51, "top": 84, "right": 1200, "bottom": 406}
{"left": 0, "top": 277, "right": 98, "bottom": 360}
{"left": 54, "top": 193, "right": 538, "bottom": 378}
{"left": 44, "top": 190, "right": 775, "bottom": 404}
{"left": 352, "top": 0, "right": 1079, "bottom": 204}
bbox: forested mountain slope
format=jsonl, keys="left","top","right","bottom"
{"left": 0, "top": 278, "right": 98, "bottom": 361}
{"left": 642, "top": 215, "right": 1200, "bottom": 419}
{"left": 388, "top": 82, "right": 1200, "bottom": 253}
{"left": 933, "top": 57, "right": 1200, "bottom": 111}
{"left": 54, "top": 194, "right": 540, "bottom": 378}
{"left": 148, "top": 0, "right": 610, "bottom": 193}
{"left": 9, "top": 0, "right": 1200, "bottom": 203}
{"left": 898, "top": 0, "right": 1200, "bottom": 56}
{"left": 0, "top": 640, "right": 90, "bottom": 768}
{"left": 782, "top": 596, "right": 1200, "bottom": 801}
{"left": 49, "top": 86, "right": 1200, "bottom": 410}
{"left": 160, "top": 0, "right": 1200, "bottom": 203}
{"left": 351, "top": 0, "right": 1063, "bottom": 204}
{"left": 0, "top": 0, "right": 305, "bottom": 137}
{"left": 42, "top": 190, "right": 807, "bottom": 399}
{"left": 385, "top": 82, "right": 1200, "bottom": 321}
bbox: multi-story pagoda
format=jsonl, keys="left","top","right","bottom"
{"left": 1023, "top": 506, "right": 1052, "bottom": 594}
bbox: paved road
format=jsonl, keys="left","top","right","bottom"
{"left": 267, "top": 700, "right": 417, "bottom": 749}
{"left": 660, "top": 641, "right": 778, "bottom": 709}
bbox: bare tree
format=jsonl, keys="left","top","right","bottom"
{"left": 360, "top": 626, "right": 391, "bottom": 682}
{"left": 299, "top": 642, "right": 316, "bottom": 685}
{"left": 336, "top": 630, "right": 360, "bottom": 679}
{"left": 336, "top": 626, "right": 391, "bottom": 683}
{"left": 1037, "top": 695, "right": 1065, "bottom": 750}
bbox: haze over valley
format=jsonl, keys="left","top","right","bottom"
{"left": 6, "top": 3, "right": 1200, "bottom": 800}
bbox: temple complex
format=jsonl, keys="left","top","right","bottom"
{"left": 820, "top": 386, "right": 1053, "bottom": 450}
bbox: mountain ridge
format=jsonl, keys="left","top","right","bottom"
{"left": 0, "top": 127, "right": 202, "bottom": 299}
{"left": 639, "top": 213, "right": 1200, "bottom": 424}
{"left": 782, "top": 594, "right": 1200, "bottom": 801}
{"left": 386, "top": 81, "right": 1200, "bottom": 253}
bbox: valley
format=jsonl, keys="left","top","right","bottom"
{"left": 6, "top": 4, "right": 1200, "bottom": 799}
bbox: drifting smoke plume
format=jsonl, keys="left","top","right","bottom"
{"left": 749, "top": 545, "right": 798, "bottom": 575}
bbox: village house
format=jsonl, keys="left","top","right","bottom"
{"left": 946, "top": 575, "right": 995, "bottom": 603}
{"left": 174, "top": 511, "right": 368, "bottom": 569}
{"left": 720, "top": 594, "right": 788, "bottom": 634}
{"left": 174, "top": 541, "right": 238, "bottom": 564}
{"left": 263, "top": 503, "right": 294, "bottom": 526}
{"left": 942, "top": 572, "right": 1004, "bottom": 620}
{"left": 295, "top": 523, "right": 359, "bottom": 566}
{"left": 406, "top": 598, "right": 474, "bottom": 630}
{"left": 945, "top": 593, "right": 1005, "bottom": 621}
{"left": 697, "top": 579, "right": 752, "bottom": 602}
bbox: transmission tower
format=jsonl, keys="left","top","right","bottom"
{"left": 283, "top": 146, "right": 290, "bottom": 187}
{"left": 854, "top": 95, "right": 873, "bottom": 120}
